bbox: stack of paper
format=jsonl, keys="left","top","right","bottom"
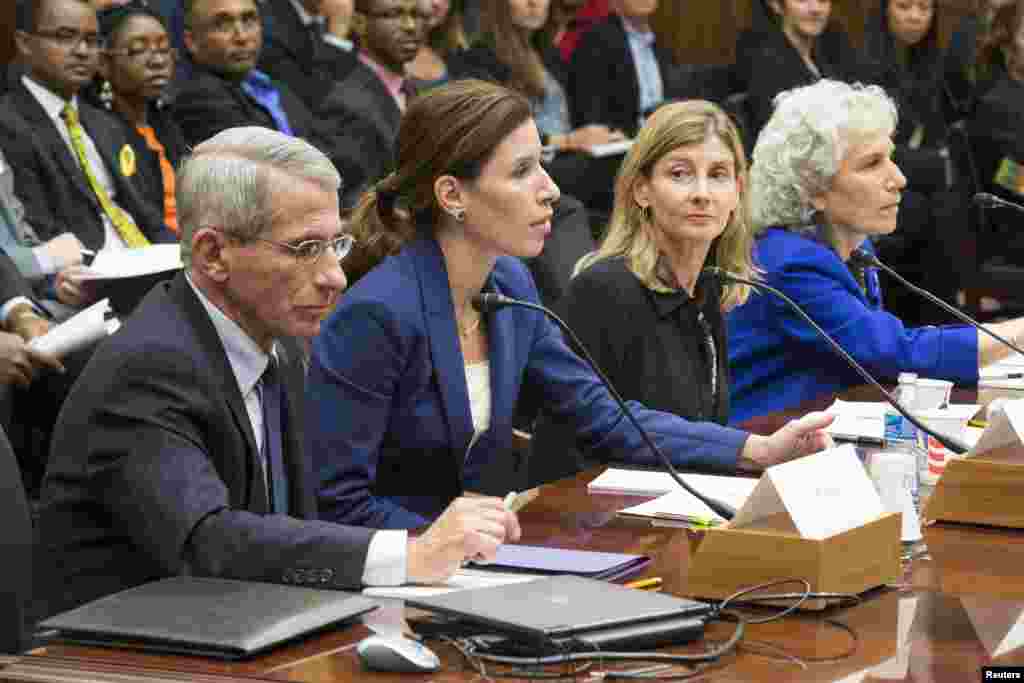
{"left": 980, "top": 355, "right": 1024, "bottom": 398}
{"left": 76, "top": 244, "right": 182, "bottom": 281}
{"left": 825, "top": 399, "right": 980, "bottom": 444}
{"left": 616, "top": 476, "right": 759, "bottom": 526}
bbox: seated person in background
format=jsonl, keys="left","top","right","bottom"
{"left": 860, "top": 0, "right": 965, "bottom": 324}
{"left": 1, "top": 0, "right": 177, "bottom": 310}
{"left": 35, "top": 126, "right": 520, "bottom": 622}
{"left": 173, "top": 0, "right": 324, "bottom": 150}
{"left": 567, "top": 0, "right": 689, "bottom": 138}
{"left": 98, "top": 2, "right": 187, "bottom": 236}
{"left": 0, "top": 148, "right": 84, "bottom": 288}
{"left": 972, "top": 0, "right": 1024, "bottom": 202}
{"left": 451, "top": 0, "right": 623, "bottom": 213}
{"left": 726, "top": 80, "right": 1024, "bottom": 422}
{"left": 406, "top": 0, "right": 468, "bottom": 88}
{"left": 531, "top": 100, "right": 757, "bottom": 483}
{"left": 257, "top": 0, "right": 358, "bottom": 111}
{"left": 555, "top": 0, "right": 606, "bottom": 62}
{"left": 316, "top": 0, "right": 426, "bottom": 208}
{"left": 306, "top": 79, "right": 833, "bottom": 530}
{"left": 944, "top": 0, "right": 1013, "bottom": 114}
{"left": 741, "top": 0, "right": 862, "bottom": 139}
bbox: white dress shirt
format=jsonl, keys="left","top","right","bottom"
{"left": 22, "top": 76, "right": 136, "bottom": 253}
{"left": 187, "top": 275, "right": 408, "bottom": 585}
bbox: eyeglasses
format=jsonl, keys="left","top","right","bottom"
{"left": 361, "top": 7, "right": 431, "bottom": 24}
{"left": 201, "top": 12, "right": 261, "bottom": 36}
{"left": 28, "top": 29, "right": 105, "bottom": 51}
{"left": 224, "top": 231, "right": 355, "bottom": 264}
{"left": 106, "top": 45, "right": 178, "bottom": 61}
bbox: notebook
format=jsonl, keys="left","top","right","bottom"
{"left": 407, "top": 574, "right": 710, "bottom": 642}
{"left": 40, "top": 576, "right": 378, "bottom": 660}
{"left": 469, "top": 544, "right": 650, "bottom": 581}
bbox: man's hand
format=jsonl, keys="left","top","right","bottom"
{"left": 41, "top": 233, "right": 85, "bottom": 270}
{"left": 0, "top": 331, "right": 64, "bottom": 388}
{"left": 738, "top": 411, "right": 835, "bottom": 471}
{"left": 406, "top": 496, "right": 521, "bottom": 584}
{"left": 10, "top": 312, "right": 51, "bottom": 342}
{"left": 55, "top": 266, "right": 99, "bottom": 307}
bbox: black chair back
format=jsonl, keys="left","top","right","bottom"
{"left": 0, "top": 426, "right": 32, "bottom": 653}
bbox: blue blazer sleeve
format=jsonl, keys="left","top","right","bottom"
{"left": 307, "top": 293, "right": 430, "bottom": 530}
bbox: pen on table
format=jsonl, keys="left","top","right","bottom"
{"left": 968, "top": 418, "right": 988, "bottom": 429}
{"left": 80, "top": 248, "right": 96, "bottom": 258}
{"left": 985, "top": 373, "right": 1024, "bottom": 380}
{"left": 28, "top": 295, "right": 55, "bottom": 321}
{"left": 624, "top": 577, "right": 662, "bottom": 591}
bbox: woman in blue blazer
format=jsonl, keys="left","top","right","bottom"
{"left": 727, "top": 79, "right": 1024, "bottom": 422}
{"left": 307, "top": 80, "right": 834, "bottom": 529}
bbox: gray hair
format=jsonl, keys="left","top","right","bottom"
{"left": 177, "top": 127, "right": 341, "bottom": 267}
{"left": 749, "top": 80, "right": 898, "bottom": 233}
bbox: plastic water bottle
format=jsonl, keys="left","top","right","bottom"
{"left": 883, "top": 373, "right": 923, "bottom": 514}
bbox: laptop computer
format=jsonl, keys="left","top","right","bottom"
{"left": 40, "top": 576, "right": 378, "bottom": 660}
{"left": 407, "top": 574, "right": 711, "bottom": 642}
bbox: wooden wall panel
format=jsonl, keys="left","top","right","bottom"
{"left": 651, "top": 0, "right": 979, "bottom": 67}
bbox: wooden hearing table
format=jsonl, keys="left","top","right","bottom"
{"left": 5, "top": 386, "right": 1022, "bottom": 682}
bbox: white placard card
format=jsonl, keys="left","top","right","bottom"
{"left": 968, "top": 399, "right": 1024, "bottom": 459}
{"left": 731, "top": 444, "right": 885, "bottom": 540}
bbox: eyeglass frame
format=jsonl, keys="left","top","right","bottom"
{"left": 359, "top": 6, "right": 431, "bottom": 24}
{"left": 25, "top": 29, "right": 106, "bottom": 51}
{"left": 215, "top": 229, "right": 355, "bottom": 264}
{"left": 105, "top": 44, "right": 178, "bottom": 62}
{"left": 195, "top": 11, "right": 262, "bottom": 36}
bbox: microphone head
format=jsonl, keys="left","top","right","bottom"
{"left": 973, "top": 193, "right": 1001, "bottom": 209}
{"left": 848, "top": 249, "right": 880, "bottom": 269}
{"left": 471, "top": 293, "right": 491, "bottom": 312}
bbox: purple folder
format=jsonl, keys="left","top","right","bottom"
{"left": 472, "top": 545, "right": 651, "bottom": 582}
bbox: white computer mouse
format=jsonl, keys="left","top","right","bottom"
{"left": 356, "top": 634, "right": 442, "bottom": 672}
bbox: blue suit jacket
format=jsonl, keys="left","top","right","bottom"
{"left": 726, "top": 227, "right": 978, "bottom": 423}
{"left": 308, "top": 237, "right": 749, "bottom": 529}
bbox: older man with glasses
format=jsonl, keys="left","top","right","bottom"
{"left": 36, "top": 126, "right": 521, "bottom": 622}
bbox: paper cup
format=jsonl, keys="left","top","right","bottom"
{"left": 915, "top": 410, "right": 969, "bottom": 486}
{"left": 915, "top": 378, "right": 953, "bottom": 410}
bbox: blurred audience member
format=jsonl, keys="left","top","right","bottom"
{"left": 945, "top": 0, "right": 1014, "bottom": 113}
{"left": 407, "top": 0, "right": 468, "bottom": 88}
{"left": 1, "top": 0, "right": 176, "bottom": 311}
{"left": 257, "top": 0, "right": 358, "bottom": 110}
{"left": 316, "top": 0, "right": 426, "bottom": 207}
{"left": 98, "top": 2, "right": 186, "bottom": 235}
{"left": 740, "top": 0, "right": 861, "bottom": 138}
{"left": 555, "top": 0, "right": 606, "bottom": 62}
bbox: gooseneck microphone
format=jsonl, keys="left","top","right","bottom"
{"left": 702, "top": 268, "right": 970, "bottom": 455}
{"left": 848, "top": 249, "right": 1024, "bottom": 359}
{"left": 974, "top": 192, "right": 1024, "bottom": 214}
{"left": 472, "top": 292, "right": 737, "bottom": 521}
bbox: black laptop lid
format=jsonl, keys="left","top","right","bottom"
{"left": 407, "top": 575, "right": 710, "bottom": 641}
{"left": 40, "top": 576, "right": 378, "bottom": 659}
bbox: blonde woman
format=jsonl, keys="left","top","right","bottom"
{"left": 532, "top": 100, "right": 758, "bottom": 479}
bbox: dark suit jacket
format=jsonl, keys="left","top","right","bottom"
{"left": 0, "top": 249, "right": 29, "bottom": 304}
{"left": 0, "top": 82, "right": 175, "bottom": 251}
{"left": 567, "top": 14, "right": 688, "bottom": 137}
{"left": 171, "top": 64, "right": 318, "bottom": 149}
{"left": 972, "top": 76, "right": 1024, "bottom": 198}
{"left": 307, "top": 237, "right": 747, "bottom": 529}
{"left": 316, "top": 60, "right": 403, "bottom": 207}
{"left": 35, "top": 273, "right": 374, "bottom": 620}
{"left": 258, "top": 0, "right": 357, "bottom": 109}
{"left": 743, "top": 24, "right": 861, "bottom": 138}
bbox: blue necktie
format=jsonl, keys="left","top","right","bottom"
{"left": 241, "top": 71, "right": 294, "bottom": 136}
{"left": 260, "top": 359, "right": 289, "bottom": 514}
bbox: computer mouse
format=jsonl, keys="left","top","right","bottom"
{"left": 356, "top": 634, "right": 442, "bottom": 672}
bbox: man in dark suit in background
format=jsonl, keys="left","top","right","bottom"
{"left": 172, "top": 0, "right": 324, "bottom": 148}
{"left": 257, "top": 0, "right": 358, "bottom": 110}
{"left": 568, "top": 0, "right": 688, "bottom": 137}
{"left": 36, "top": 126, "right": 520, "bottom": 621}
{"left": 0, "top": 0, "right": 176, "bottom": 310}
{"left": 317, "top": 0, "right": 424, "bottom": 206}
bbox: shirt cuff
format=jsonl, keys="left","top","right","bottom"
{"left": 323, "top": 34, "right": 353, "bottom": 52}
{"left": 361, "top": 529, "right": 408, "bottom": 586}
{"left": 1, "top": 296, "right": 33, "bottom": 324}
{"left": 32, "top": 246, "right": 58, "bottom": 277}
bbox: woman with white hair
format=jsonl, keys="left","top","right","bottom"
{"left": 726, "top": 79, "right": 1024, "bottom": 422}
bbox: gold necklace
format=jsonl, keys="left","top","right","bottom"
{"left": 458, "top": 313, "right": 482, "bottom": 338}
